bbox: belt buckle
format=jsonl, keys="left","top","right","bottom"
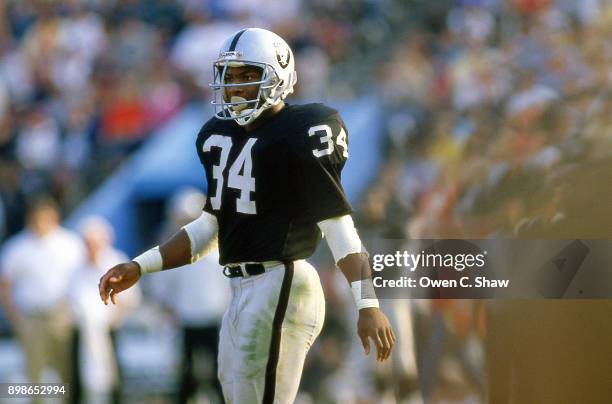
{"left": 223, "top": 265, "right": 243, "bottom": 278}
{"left": 224, "top": 263, "right": 266, "bottom": 278}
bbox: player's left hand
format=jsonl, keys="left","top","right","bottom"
{"left": 357, "top": 307, "right": 396, "bottom": 362}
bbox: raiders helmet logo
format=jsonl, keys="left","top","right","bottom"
{"left": 220, "top": 51, "right": 242, "bottom": 59}
{"left": 275, "top": 46, "right": 291, "bottom": 69}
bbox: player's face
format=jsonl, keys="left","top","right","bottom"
{"left": 222, "top": 66, "right": 263, "bottom": 103}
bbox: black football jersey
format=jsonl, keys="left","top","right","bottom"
{"left": 195, "top": 103, "right": 352, "bottom": 265}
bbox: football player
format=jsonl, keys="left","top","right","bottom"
{"left": 99, "top": 28, "right": 396, "bottom": 403}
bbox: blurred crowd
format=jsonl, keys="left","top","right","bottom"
{"left": 353, "top": 0, "right": 611, "bottom": 402}
{"left": 366, "top": 0, "right": 611, "bottom": 240}
{"left": 0, "top": 0, "right": 405, "bottom": 241}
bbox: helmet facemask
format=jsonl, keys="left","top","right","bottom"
{"left": 210, "top": 60, "right": 283, "bottom": 126}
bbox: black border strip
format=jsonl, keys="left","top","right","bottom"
{"left": 262, "top": 261, "right": 294, "bottom": 404}
{"left": 229, "top": 28, "right": 248, "bottom": 51}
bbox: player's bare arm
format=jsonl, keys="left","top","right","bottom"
{"left": 318, "top": 215, "right": 396, "bottom": 362}
{"left": 98, "top": 229, "right": 188, "bottom": 305}
{"left": 338, "top": 253, "right": 396, "bottom": 362}
{"left": 99, "top": 211, "right": 218, "bottom": 305}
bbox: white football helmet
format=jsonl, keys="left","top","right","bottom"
{"left": 210, "top": 28, "right": 297, "bottom": 126}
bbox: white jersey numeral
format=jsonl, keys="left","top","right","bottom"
{"left": 228, "top": 138, "right": 257, "bottom": 214}
{"left": 202, "top": 135, "right": 232, "bottom": 210}
{"left": 309, "top": 125, "right": 334, "bottom": 157}
{"left": 202, "top": 135, "right": 257, "bottom": 214}
{"left": 309, "top": 124, "right": 348, "bottom": 158}
{"left": 336, "top": 127, "right": 348, "bottom": 158}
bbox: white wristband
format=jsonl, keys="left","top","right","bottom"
{"left": 133, "top": 247, "right": 163, "bottom": 275}
{"left": 351, "top": 279, "right": 379, "bottom": 310}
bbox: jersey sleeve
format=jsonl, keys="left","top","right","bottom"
{"left": 289, "top": 112, "right": 353, "bottom": 222}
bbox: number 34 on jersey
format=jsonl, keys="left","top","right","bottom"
{"left": 202, "top": 123, "right": 348, "bottom": 215}
{"left": 203, "top": 135, "right": 257, "bottom": 214}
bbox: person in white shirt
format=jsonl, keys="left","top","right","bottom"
{"left": 0, "top": 196, "right": 85, "bottom": 386}
{"left": 70, "top": 215, "right": 141, "bottom": 404}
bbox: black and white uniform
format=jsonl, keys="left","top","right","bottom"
{"left": 196, "top": 103, "right": 351, "bottom": 403}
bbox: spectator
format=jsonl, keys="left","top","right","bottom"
{"left": 15, "top": 105, "right": 61, "bottom": 172}
{"left": 69, "top": 215, "right": 141, "bottom": 404}
{"left": 0, "top": 196, "right": 85, "bottom": 390}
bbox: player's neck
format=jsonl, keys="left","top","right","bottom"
{"left": 244, "top": 102, "right": 286, "bottom": 132}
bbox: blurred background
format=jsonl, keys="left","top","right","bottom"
{"left": 0, "top": 0, "right": 610, "bottom": 403}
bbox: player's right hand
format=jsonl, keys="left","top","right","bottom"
{"left": 99, "top": 262, "right": 141, "bottom": 305}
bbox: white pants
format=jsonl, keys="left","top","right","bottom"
{"left": 218, "top": 260, "right": 325, "bottom": 404}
